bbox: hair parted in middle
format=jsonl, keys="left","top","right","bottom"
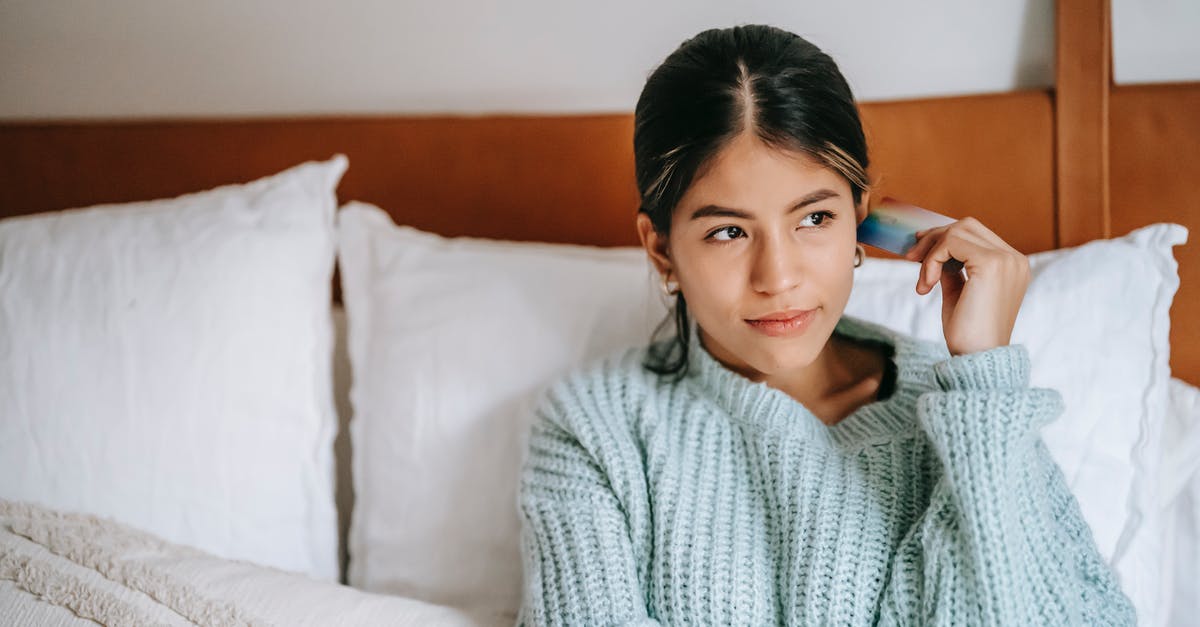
{"left": 634, "top": 24, "right": 872, "bottom": 380}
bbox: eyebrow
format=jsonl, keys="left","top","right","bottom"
{"left": 689, "top": 188, "right": 841, "bottom": 221}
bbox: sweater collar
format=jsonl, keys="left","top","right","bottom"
{"left": 684, "top": 313, "right": 931, "bottom": 448}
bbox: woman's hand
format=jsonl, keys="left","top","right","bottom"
{"left": 903, "top": 217, "right": 1031, "bottom": 356}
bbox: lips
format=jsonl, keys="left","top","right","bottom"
{"left": 750, "top": 308, "right": 814, "bottom": 322}
{"left": 745, "top": 308, "right": 817, "bottom": 337}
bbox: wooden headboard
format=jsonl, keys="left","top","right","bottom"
{"left": 1, "top": 0, "right": 1196, "bottom": 385}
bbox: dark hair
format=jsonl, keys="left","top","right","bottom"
{"left": 635, "top": 24, "right": 871, "bottom": 381}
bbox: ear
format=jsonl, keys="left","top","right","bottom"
{"left": 636, "top": 212, "right": 673, "bottom": 277}
{"left": 855, "top": 188, "right": 872, "bottom": 225}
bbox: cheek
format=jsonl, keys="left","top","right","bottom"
{"left": 676, "top": 249, "right": 739, "bottom": 290}
{"left": 672, "top": 247, "right": 746, "bottom": 319}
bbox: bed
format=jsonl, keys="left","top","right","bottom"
{"left": 1, "top": 1, "right": 1198, "bottom": 625}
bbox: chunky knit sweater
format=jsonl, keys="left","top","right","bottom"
{"left": 516, "top": 314, "right": 1136, "bottom": 626}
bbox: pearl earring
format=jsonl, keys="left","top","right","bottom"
{"left": 660, "top": 274, "right": 680, "bottom": 296}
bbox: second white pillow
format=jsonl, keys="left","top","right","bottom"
{"left": 338, "top": 201, "right": 667, "bottom": 620}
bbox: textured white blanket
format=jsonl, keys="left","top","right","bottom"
{"left": 0, "top": 500, "right": 506, "bottom": 627}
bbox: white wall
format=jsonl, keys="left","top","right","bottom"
{"left": 0, "top": 0, "right": 1056, "bottom": 119}
{"left": 1113, "top": 0, "right": 1200, "bottom": 85}
{"left": 1, "top": 0, "right": 1194, "bottom": 121}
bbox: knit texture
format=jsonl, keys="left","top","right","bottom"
{"left": 516, "top": 314, "right": 1136, "bottom": 626}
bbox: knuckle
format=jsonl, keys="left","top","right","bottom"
{"left": 1000, "top": 251, "right": 1028, "bottom": 274}
{"left": 974, "top": 249, "right": 1000, "bottom": 266}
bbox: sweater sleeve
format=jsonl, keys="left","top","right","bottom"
{"left": 515, "top": 375, "right": 661, "bottom": 627}
{"left": 877, "top": 344, "right": 1137, "bottom": 626}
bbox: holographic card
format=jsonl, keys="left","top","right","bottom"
{"left": 856, "top": 197, "right": 957, "bottom": 255}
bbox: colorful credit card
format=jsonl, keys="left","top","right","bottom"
{"left": 856, "top": 197, "right": 956, "bottom": 255}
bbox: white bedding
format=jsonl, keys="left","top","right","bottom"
{"left": 3, "top": 375, "right": 1198, "bottom": 627}
{"left": 1164, "top": 376, "right": 1200, "bottom": 627}
{"left": 0, "top": 500, "right": 508, "bottom": 627}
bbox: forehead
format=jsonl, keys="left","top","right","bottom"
{"left": 684, "top": 133, "right": 847, "bottom": 205}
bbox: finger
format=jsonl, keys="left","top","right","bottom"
{"left": 905, "top": 225, "right": 950, "bottom": 260}
{"left": 920, "top": 234, "right": 986, "bottom": 292}
{"left": 904, "top": 232, "right": 936, "bottom": 260}
{"left": 912, "top": 221, "right": 988, "bottom": 259}
{"left": 940, "top": 257, "right": 967, "bottom": 301}
{"left": 908, "top": 222, "right": 989, "bottom": 266}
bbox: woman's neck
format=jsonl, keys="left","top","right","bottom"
{"left": 698, "top": 328, "right": 889, "bottom": 425}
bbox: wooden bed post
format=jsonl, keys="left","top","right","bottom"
{"left": 1054, "top": 0, "right": 1112, "bottom": 247}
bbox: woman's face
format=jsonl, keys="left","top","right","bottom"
{"left": 641, "top": 132, "right": 867, "bottom": 381}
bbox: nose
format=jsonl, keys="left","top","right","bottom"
{"left": 748, "top": 234, "right": 802, "bottom": 295}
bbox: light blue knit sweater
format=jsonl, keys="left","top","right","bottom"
{"left": 516, "top": 314, "right": 1136, "bottom": 626}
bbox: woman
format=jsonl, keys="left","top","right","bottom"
{"left": 516, "top": 24, "right": 1135, "bottom": 626}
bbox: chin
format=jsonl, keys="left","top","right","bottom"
{"left": 700, "top": 318, "right": 823, "bottom": 377}
{"left": 740, "top": 336, "right": 820, "bottom": 376}
{"left": 744, "top": 324, "right": 830, "bottom": 362}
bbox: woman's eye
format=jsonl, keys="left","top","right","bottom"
{"left": 707, "top": 225, "right": 745, "bottom": 241}
{"left": 800, "top": 210, "right": 835, "bottom": 228}
{"left": 706, "top": 212, "right": 833, "bottom": 242}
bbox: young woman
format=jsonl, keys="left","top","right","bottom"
{"left": 516, "top": 24, "right": 1135, "bottom": 626}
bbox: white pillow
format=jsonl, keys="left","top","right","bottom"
{"left": 338, "top": 200, "right": 1185, "bottom": 622}
{"left": 846, "top": 222, "right": 1187, "bottom": 627}
{"left": 1162, "top": 376, "right": 1200, "bottom": 627}
{"left": 0, "top": 156, "right": 348, "bottom": 581}
{"left": 337, "top": 202, "right": 667, "bottom": 620}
